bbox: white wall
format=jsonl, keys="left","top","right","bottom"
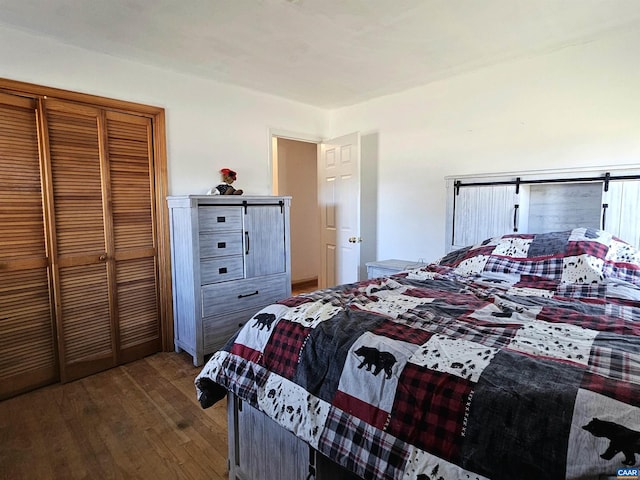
{"left": 0, "top": 24, "right": 328, "bottom": 196}
{"left": 330, "top": 26, "right": 640, "bottom": 263}
{"left": 4, "top": 23, "right": 640, "bottom": 269}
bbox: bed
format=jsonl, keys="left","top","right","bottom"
{"left": 195, "top": 228, "right": 640, "bottom": 480}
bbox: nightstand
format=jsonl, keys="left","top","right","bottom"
{"left": 366, "top": 259, "right": 425, "bottom": 279}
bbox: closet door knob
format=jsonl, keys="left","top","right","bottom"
{"left": 99, "top": 254, "right": 107, "bottom": 261}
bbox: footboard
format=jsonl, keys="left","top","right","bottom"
{"left": 227, "top": 392, "right": 361, "bottom": 480}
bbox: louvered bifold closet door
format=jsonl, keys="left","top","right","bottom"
{"left": 0, "top": 93, "right": 56, "bottom": 399}
{"left": 42, "top": 99, "right": 116, "bottom": 382}
{"left": 105, "top": 111, "right": 160, "bottom": 363}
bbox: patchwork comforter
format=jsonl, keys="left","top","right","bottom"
{"left": 196, "top": 228, "right": 640, "bottom": 480}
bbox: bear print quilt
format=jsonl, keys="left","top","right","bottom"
{"left": 195, "top": 228, "right": 640, "bottom": 480}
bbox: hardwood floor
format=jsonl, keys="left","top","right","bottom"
{"left": 292, "top": 279, "right": 318, "bottom": 296}
{"left": 0, "top": 352, "right": 229, "bottom": 480}
{"left": 0, "top": 285, "right": 322, "bottom": 480}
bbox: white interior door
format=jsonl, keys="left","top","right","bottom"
{"left": 318, "top": 132, "right": 361, "bottom": 288}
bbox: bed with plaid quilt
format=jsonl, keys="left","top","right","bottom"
{"left": 195, "top": 228, "right": 640, "bottom": 480}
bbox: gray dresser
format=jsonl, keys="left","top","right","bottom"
{"left": 167, "top": 195, "right": 292, "bottom": 366}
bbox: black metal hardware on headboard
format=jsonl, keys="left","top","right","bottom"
{"left": 602, "top": 203, "right": 609, "bottom": 230}
{"left": 453, "top": 171, "right": 640, "bottom": 195}
{"left": 513, "top": 204, "right": 519, "bottom": 232}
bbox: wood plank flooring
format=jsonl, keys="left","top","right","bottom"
{"left": 0, "top": 352, "right": 229, "bottom": 480}
{"left": 0, "top": 283, "right": 319, "bottom": 480}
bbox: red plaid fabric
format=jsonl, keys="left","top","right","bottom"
{"left": 485, "top": 255, "right": 564, "bottom": 279}
{"left": 602, "top": 262, "right": 640, "bottom": 284}
{"left": 566, "top": 240, "right": 609, "bottom": 259}
{"left": 230, "top": 343, "right": 262, "bottom": 363}
{"left": 261, "top": 320, "right": 310, "bottom": 380}
{"left": 333, "top": 390, "right": 390, "bottom": 430}
{"left": 581, "top": 370, "right": 640, "bottom": 407}
{"left": 319, "top": 407, "right": 408, "bottom": 480}
{"left": 588, "top": 346, "right": 640, "bottom": 387}
{"left": 514, "top": 274, "right": 560, "bottom": 290}
{"left": 372, "top": 319, "right": 432, "bottom": 345}
{"left": 277, "top": 295, "right": 314, "bottom": 307}
{"left": 461, "top": 245, "right": 495, "bottom": 261}
{"left": 387, "top": 363, "right": 472, "bottom": 461}
{"left": 212, "top": 353, "right": 269, "bottom": 407}
{"left": 538, "top": 306, "right": 631, "bottom": 335}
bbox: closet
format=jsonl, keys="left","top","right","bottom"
{"left": 0, "top": 80, "right": 170, "bottom": 400}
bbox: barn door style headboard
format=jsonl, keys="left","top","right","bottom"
{"left": 445, "top": 165, "right": 640, "bottom": 252}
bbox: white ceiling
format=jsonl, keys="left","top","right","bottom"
{"left": 1, "top": 0, "right": 639, "bottom": 108}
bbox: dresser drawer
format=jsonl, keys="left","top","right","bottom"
{"left": 203, "top": 307, "right": 265, "bottom": 354}
{"left": 200, "top": 231, "right": 243, "bottom": 258}
{"left": 201, "top": 274, "right": 289, "bottom": 317}
{"left": 200, "top": 256, "right": 244, "bottom": 284}
{"left": 198, "top": 206, "right": 242, "bottom": 232}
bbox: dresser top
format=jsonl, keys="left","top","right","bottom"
{"left": 167, "top": 195, "right": 291, "bottom": 208}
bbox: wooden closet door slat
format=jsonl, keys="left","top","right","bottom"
{"left": 106, "top": 111, "right": 161, "bottom": 361}
{"left": 44, "top": 101, "right": 116, "bottom": 382}
{"left": 0, "top": 94, "right": 56, "bottom": 400}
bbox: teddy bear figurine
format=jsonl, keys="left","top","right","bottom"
{"left": 207, "top": 168, "right": 243, "bottom": 195}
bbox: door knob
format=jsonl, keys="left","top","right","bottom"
{"left": 348, "top": 237, "right": 362, "bottom": 243}
{"left": 99, "top": 254, "right": 107, "bottom": 261}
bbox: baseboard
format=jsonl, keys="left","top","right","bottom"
{"left": 292, "top": 277, "right": 318, "bottom": 289}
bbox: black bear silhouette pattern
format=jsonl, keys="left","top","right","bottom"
{"left": 252, "top": 312, "right": 276, "bottom": 331}
{"left": 354, "top": 346, "right": 397, "bottom": 379}
{"left": 582, "top": 418, "right": 640, "bottom": 466}
{"left": 416, "top": 465, "right": 442, "bottom": 480}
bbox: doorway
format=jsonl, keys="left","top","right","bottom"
{"left": 272, "top": 135, "right": 320, "bottom": 292}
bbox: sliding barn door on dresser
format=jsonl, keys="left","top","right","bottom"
{"left": 168, "top": 195, "right": 292, "bottom": 366}
{"left": 0, "top": 92, "right": 57, "bottom": 399}
{"left": 41, "top": 99, "right": 161, "bottom": 382}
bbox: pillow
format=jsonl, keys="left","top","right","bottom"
{"left": 437, "top": 228, "right": 640, "bottom": 286}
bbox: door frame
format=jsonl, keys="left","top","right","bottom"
{"left": 268, "top": 128, "right": 323, "bottom": 194}
{"left": 269, "top": 128, "right": 322, "bottom": 287}
{"left": 268, "top": 128, "right": 368, "bottom": 289}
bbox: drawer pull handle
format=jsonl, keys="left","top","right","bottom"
{"left": 238, "top": 290, "right": 259, "bottom": 299}
{"left": 218, "top": 242, "right": 226, "bottom": 248}
{"left": 219, "top": 267, "right": 228, "bottom": 274}
{"left": 217, "top": 216, "right": 226, "bottom": 223}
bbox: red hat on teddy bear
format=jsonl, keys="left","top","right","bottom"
{"left": 220, "top": 168, "right": 236, "bottom": 180}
